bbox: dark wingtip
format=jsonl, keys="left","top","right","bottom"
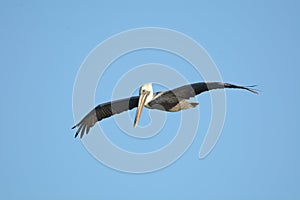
{"left": 72, "top": 124, "right": 80, "bottom": 138}
{"left": 244, "top": 85, "right": 260, "bottom": 94}
{"left": 224, "top": 83, "right": 259, "bottom": 94}
{"left": 74, "top": 130, "right": 80, "bottom": 138}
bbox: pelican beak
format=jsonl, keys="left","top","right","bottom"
{"left": 133, "top": 91, "right": 150, "bottom": 128}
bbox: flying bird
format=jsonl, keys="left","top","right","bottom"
{"left": 72, "top": 82, "right": 258, "bottom": 138}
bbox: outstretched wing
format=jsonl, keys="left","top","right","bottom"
{"left": 172, "top": 82, "right": 258, "bottom": 98}
{"left": 148, "top": 82, "right": 258, "bottom": 110}
{"left": 72, "top": 96, "right": 139, "bottom": 138}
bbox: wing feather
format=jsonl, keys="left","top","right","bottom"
{"left": 72, "top": 96, "right": 139, "bottom": 138}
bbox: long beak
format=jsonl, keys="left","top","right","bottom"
{"left": 133, "top": 92, "right": 149, "bottom": 128}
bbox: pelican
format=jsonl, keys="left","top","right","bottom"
{"left": 72, "top": 82, "right": 258, "bottom": 138}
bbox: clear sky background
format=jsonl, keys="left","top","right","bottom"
{"left": 1, "top": 0, "right": 299, "bottom": 199}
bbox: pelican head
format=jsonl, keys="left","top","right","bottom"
{"left": 133, "top": 83, "right": 154, "bottom": 128}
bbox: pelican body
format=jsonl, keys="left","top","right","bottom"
{"left": 72, "top": 82, "right": 258, "bottom": 138}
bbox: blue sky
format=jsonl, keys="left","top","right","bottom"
{"left": 1, "top": 0, "right": 300, "bottom": 199}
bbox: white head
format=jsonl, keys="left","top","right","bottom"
{"left": 139, "top": 83, "right": 153, "bottom": 105}
{"left": 133, "top": 83, "right": 154, "bottom": 128}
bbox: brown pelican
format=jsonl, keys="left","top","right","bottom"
{"left": 72, "top": 82, "right": 258, "bottom": 138}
